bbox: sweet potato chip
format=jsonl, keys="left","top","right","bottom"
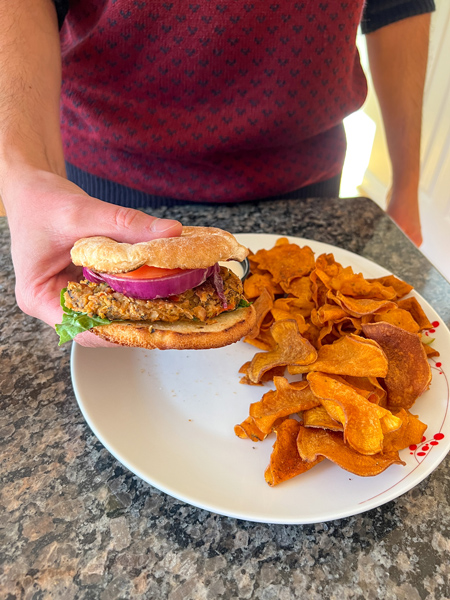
{"left": 244, "top": 273, "right": 283, "bottom": 299}
{"left": 299, "top": 322, "right": 321, "bottom": 349}
{"left": 314, "top": 303, "right": 348, "bottom": 325}
{"left": 273, "top": 296, "right": 313, "bottom": 319}
{"left": 234, "top": 416, "right": 287, "bottom": 441}
{"left": 251, "top": 243, "right": 315, "bottom": 285}
{"left": 312, "top": 311, "right": 363, "bottom": 344}
{"left": 341, "top": 375, "right": 380, "bottom": 394}
{"left": 335, "top": 316, "right": 363, "bottom": 337}
{"left": 234, "top": 416, "right": 271, "bottom": 441}
{"left": 239, "top": 361, "right": 286, "bottom": 385}
{"left": 238, "top": 238, "right": 435, "bottom": 486}
{"left": 243, "top": 333, "right": 275, "bottom": 352}
{"left": 341, "top": 375, "right": 387, "bottom": 407}
{"left": 244, "top": 312, "right": 276, "bottom": 351}
{"left": 271, "top": 306, "right": 309, "bottom": 335}
{"left": 315, "top": 253, "right": 343, "bottom": 277}
{"left": 303, "top": 405, "right": 344, "bottom": 431}
{"left": 339, "top": 376, "right": 372, "bottom": 399}
{"left": 297, "top": 426, "right": 405, "bottom": 476}
{"left": 307, "top": 372, "right": 399, "bottom": 455}
{"left": 310, "top": 308, "right": 321, "bottom": 329}
{"left": 380, "top": 411, "right": 403, "bottom": 435}
{"left": 288, "top": 333, "right": 388, "bottom": 378}
{"left": 328, "top": 290, "right": 397, "bottom": 317}
{"left": 246, "top": 287, "right": 273, "bottom": 339}
{"left": 311, "top": 282, "right": 329, "bottom": 310}
{"left": 367, "top": 275, "right": 413, "bottom": 299}
{"left": 316, "top": 321, "right": 334, "bottom": 346}
{"left": 265, "top": 419, "right": 323, "bottom": 486}
{"left": 249, "top": 377, "right": 319, "bottom": 433}
{"left": 272, "top": 375, "right": 311, "bottom": 396}
{"left": 247, "top": 320, "right": 318, "bottom": 383}
{"left": 280, "top": 276, "right": 315, "bottom": 314}
{"left": 374, "top": 308, "right": 420, "bottom": 334}
{"left": 383, "top": 409, "right": 427, "bottom": 452}
{"left": 247, "top": 261, "right": 268, "bottom": 277}
{"left": 397, "top": 297, "right": 433, "bottom": 330}
{"left": 275, "top": 237, "right": 290, "bottom": 246}
{"left": 423, "top": 343, "right": 440, "bottom": 358}
{"left": 328, "top": 267, "right": 397, "bottom": 300}
{"left": 260, "top": 365, "right": 287, "bottom": 382}
{"left": 362, "top": 322, "right": 432, "bottom": 409}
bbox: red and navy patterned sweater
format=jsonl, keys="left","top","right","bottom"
{"left": 57, "top": 0, "right": 433, "bottom": 203}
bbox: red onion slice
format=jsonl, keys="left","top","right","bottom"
{"left": 211, "top": 263, "right": 228, "bottom": 309}
{"left": 82, "top": 268, "right": 105, "bottom": 285}
{"left": 83, "top": 265, "right": 216, "bottom": 300}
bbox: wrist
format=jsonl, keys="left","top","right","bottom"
{"left": 391, "top": 175, "right": 420, "bottom": 192}
{"left": 0, "top": 141, "right": 66, "bottom": 204}
{"left": 388, "top": 177, "right": 420, "bottom": 200}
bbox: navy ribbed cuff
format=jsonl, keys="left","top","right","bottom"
{"left": 361, "top": 0, "right": 436, "bottom": 34}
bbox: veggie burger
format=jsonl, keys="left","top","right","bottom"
{"left": 56, "top": 226, "right": 256, "bottom": 349}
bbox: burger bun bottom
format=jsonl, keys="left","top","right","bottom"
{"left": 91, "top": 306, "right": 256, "bottom": 350}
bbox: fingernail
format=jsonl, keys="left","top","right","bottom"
{"left": 150, "top": 218, "right": 182, "bottom": 234}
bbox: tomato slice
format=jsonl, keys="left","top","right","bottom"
{"left": 118, "top": 265, "right": 187, "bottom": 280}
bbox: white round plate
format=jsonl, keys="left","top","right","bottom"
{"left": 71, "top": 234, "right": 450, "bottom": 524}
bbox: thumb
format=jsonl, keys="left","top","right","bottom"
{"left": 85, "top": 197, "right": 183, "bottom": 243}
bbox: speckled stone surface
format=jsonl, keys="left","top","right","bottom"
{"left": 1, "top": 197, "right": 450, "bottom": 600}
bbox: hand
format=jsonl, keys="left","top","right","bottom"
{"left": 385, "top": 186, "right": 423, "bottom": 247}
{"left": 4, "top": 168, "right": 182, "bottom": 347}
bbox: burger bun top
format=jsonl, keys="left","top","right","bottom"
{"left": 71, "top": 226, "right": 249, "bottom": 273}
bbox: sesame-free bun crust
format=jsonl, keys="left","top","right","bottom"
{"left": 91, "top": 306, "right": 256, "bottom": 350}
{"left": 71, "top": 226, "right": 249, "bottom": 274}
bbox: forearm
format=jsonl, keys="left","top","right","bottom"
{"left": 366, "top": 13, "right": 431, "bottom": 191}
{"left": 0, "top": 0, "right": 64, "bottom": 201}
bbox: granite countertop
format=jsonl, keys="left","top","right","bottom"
{"left": 1, "top": 197, "right": 450, "bottom": 600}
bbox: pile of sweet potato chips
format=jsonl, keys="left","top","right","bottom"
{"left": 235, "top": 238, "right": 439, "bottom": 486}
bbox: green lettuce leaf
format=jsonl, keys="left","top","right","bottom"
{"left": 238, "top": 298, "right": 252, "bottom": 308}
{"left": 55, "top": 288, "right": 112, "bottom": 345}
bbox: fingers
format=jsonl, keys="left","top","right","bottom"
{"left": 386, "top": 212, "right": 422, "bottom": 246}
{"left": 405, "top": 228, "right": 423, "bottom": 247}
{"left": 83, "top": 199, "right": 183, "bottom": 244}
{"left": 74, "top": 331, "right": 122, "bottom": 348}
{"left": 392, "top": 221, "right": 422, "bottom": 247}
{"left": 150, "top": 217, "right": 183, "bottom": 235}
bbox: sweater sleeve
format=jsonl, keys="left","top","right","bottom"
{"left": 361, "top": 0, "right": 436, "bottom": 34}
{"left": 52, "top": 0, "right": 70, "bottom": 29}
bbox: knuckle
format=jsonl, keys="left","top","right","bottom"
{"left": 111, "top": 207, "right": 142, "bottom": 231}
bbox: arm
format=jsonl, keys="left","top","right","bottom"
{"left": 0, "top": 0, "right": 182, "bottom": 346}
{"left": 365, "top": 13, "right": 431, "bottom": 246}
{"left": 0, "top": 0, "right": 66, "bottom": 181}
